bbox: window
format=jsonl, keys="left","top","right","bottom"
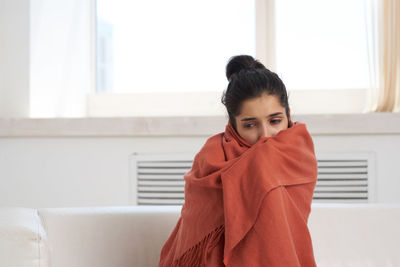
{"left": 88, "top": 0, "right": 372, "bottom": 116}
{"left": 91, "top": 0, "right": 370, "bottom": 116}
{"left": 275, "top": 0, "right": 369, "bottom": 91}
{"left": 95, "top": 0, "right": 256, "bottom": 94}
{"left": 19, "top": 0, "right": 372, "bottom": 118}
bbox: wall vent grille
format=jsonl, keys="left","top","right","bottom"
{"left": 313, "top": 153, "right": 375, "bottom": 203}
{"left": 130, "top": 153, "right": 193, "bottom": 205}
{"left": 130, "top": 152, "right": 375, "bottom": 205}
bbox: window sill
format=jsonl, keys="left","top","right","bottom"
{"left": 0, "top": 113, "right": 399, "bottom": 137}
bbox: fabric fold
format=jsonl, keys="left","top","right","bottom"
{"left": 158, "top": 120, "right": 318, "bottom": 267}
{"left": 221, "top": 122, "right": 318, "bottom": 266}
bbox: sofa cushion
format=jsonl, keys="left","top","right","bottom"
{"left": 309, "top": 203, "right": 400, "bottom": 267}
{"left": 0, "top": 207, "right": 49, "bottom": 267}
{"left": 38, "top": 205, "right": 180, "bottom": 267}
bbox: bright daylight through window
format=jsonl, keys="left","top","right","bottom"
{"left": 96, "top": 0, "right": 256, "bottom": 94}
{"left": 275, "top": 0, "right": 370, "bottom": 90}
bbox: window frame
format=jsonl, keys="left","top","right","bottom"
{"left": 88, "top": 0, "right": 368, "bottom": 117}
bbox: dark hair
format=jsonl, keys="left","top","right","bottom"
{"left": 221, "top": 55, "right": 290, "bottom": 131}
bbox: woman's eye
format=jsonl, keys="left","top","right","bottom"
{"left": 270, "top": 119, "right": 282, "bottom": 124}
{"left": 244, "top": 123, "right": 254, "bottom": 128}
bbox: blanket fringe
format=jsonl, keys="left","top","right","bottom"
{"left": 171, "top": 224, "right": 225, "bottom": 267}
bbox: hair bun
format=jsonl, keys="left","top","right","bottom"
{"left": 226, "top": 55, "right": 266, "bottom": 81}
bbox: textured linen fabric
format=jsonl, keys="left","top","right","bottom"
{"left": 158, "top": 120, "right": 318, "bottom": 266}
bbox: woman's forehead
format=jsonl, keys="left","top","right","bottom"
{"left": 238, "top": 94, "right": 285, "bottom": 118}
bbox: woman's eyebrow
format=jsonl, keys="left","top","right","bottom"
{"left": 268, "top": 112, "right": 283, "bottom": 117}
{"left": 241, "top": 112, "right": 283, "bottom": 121}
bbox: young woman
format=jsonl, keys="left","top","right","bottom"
{"left": 158, "top": 55, "right": 318, "bottom": 266}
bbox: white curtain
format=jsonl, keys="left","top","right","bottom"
{"left": 364, "top": 0, "right": 400, "bottom": 112}
{"left": 30, "top": 0, "right": 93, "bottom": 117}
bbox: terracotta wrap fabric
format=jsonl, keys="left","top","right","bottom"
{"left": 158, "top": 120, "right": 318, "bottom": 266}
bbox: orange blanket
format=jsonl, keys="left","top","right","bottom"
{"left": 158, "top": 120, "right": 318, "bottom": 266}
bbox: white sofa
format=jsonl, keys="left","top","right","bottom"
{"left": 0, "top": 203, "right": 399, "bottom": 267}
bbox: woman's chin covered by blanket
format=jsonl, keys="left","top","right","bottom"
{"left": 158, "top": 119, "right": 318, "bottom": 267}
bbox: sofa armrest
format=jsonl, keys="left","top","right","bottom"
{"left": 0, "top": 207, "right": 49, "bottom": 267}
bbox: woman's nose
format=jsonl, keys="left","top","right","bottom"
{"left": 260, "top": 125, "right": 271, "bottom": 138}
{"left": 260, "top": 124, "right": 277, "bottom": 138}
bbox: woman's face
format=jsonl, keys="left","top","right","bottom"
{"left": 234, "top": 92, "right": 290, "bottom": 145}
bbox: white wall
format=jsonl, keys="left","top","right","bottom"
{"left": 0, "top": 136, "right": 204, "bottom": 208}
{"left": 0, "top": 133, "right": 399, "bottom": 208}
{"left": 0, "top": 0, "right": 30, "bottom": 117}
